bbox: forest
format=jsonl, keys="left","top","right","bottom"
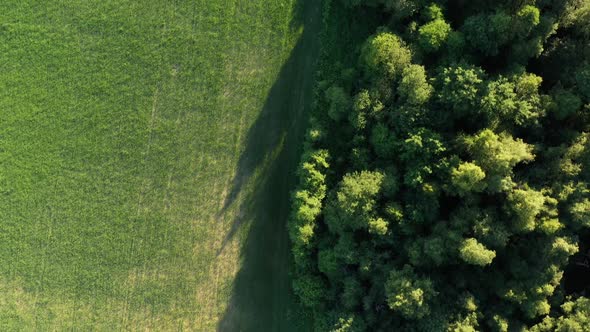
{"left": 289, "top": 0, "right": 590, "bottom": 330}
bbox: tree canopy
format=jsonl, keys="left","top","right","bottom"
{"left": 290, "top": 0, "right": 590, "bottom": 330}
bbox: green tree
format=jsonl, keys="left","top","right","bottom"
{"left": 292, "top": 274, "right": 327, "bottom": 308}
{"left": 326, "top": 85, "right": 351, "bottom": 121}
{"left": 368, "top": 217, "right": 388, "bottom": 235}
{"left": 559, "top": 133, "right": 590, "bottom": 180}
{"left": 515, "top": 5, "right": 541, "bottom": 37}
{"left": 342, "top": 277, "right": 363, "bottom": 309}
{"left": 421, "top": 2, "right": 443, "bottom": 21}
{"left": 512, "top": 73, "right": 544, "bottom": 126}
{"left": 328, "top": 314, "right": 366, "bottom": 332}
{"left": 447, "top": 312, "right": 480, "bottom": 332}
{"left": 353, "top": 89, "right": 384, "bottom": 118}
{"left": 325, "top": 171, "right": 384, "bottom": 234}
{"left": 459, "top": 238, "right": 496, "bottom": 266}
{"left": 463, "top": 12, "right": 512, "bottom": 56}
{"left": 398, "top": 64, "right": 433, "bottom": 105}
{"left": 318, "top": 247, "right": 340, "bottom": 279}
{"left": 506, "top": 187, "right": 546, "bottom": 232}
{"left": 480, "top": 74, "right": 544, "bottom": 128}
{"left": 529, "top": 297, "right": 590, "bottom": 332}
{"left": 436, "top": 64, "right": 485, "bottom": 118}
{"left": 400, "top": 128, "right": 446, "bottom": 187}
{"left": 554, "top": 89, "right": 582, "bottom": 120}
{"left": 561, "top": 0, "right": 590, "bottom": 40}
{"left": 408, "top": 221, "right": 461, "bottom": 266}
{"left": 464, "top": 129, "right": 534, "bottom": 191}
{"left": 383, "top": 0, "right": 423, "bottom": 21}
{"left": 551, "top": 236, "right": 579, "bottom": 264}
{"left": 418, "top": 18, "right": 451, "bottom": 53}
{"left": 385, "top": 265, "right": 437, "bottom": 319}
{"left": 361, "top": 32, "right": 412, "bottom": 79}
{"left": 370, "top": 123, "right": 397, "bottom": 159}
{"left": 470, "top": 209, "right": 510, "bottom": 249}
{"left": 451, "top": 162, "right": 487, "bottom": 195}
{"left": 481, "top": 77, "right": 518, "bottom": 127}
{"left": 570, "top": 198, "right": 590, "bottom": 229}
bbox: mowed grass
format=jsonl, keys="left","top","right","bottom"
{"left": 0, "top": 0, "right": 314, "bottom": 330}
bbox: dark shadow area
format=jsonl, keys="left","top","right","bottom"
{"left": 217, "top": 0, "right": 322, "bottom": 331}
{"left": 219, "top": 0, "right": 308, "bottom": 215}
{"left": 563, "top": 231, "right": 590, "bottom": 297}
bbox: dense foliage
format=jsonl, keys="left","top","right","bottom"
{"left": 290, "top": 0, "right": 590, "bottom": 330}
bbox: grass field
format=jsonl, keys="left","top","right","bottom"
{"left": 0, "top": 0, "right": 319, "bottom": 330}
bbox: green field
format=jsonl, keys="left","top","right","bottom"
{"left": 0, "top": 0, "right": 319, "bottom": 330}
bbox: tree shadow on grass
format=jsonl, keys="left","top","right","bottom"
{"left": 217, "top": 0, "right": 322, "bottom": 331}
{"left": 219, "top": 0, "right": 309, "bottom": 216}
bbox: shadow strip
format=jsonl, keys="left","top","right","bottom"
{"left": 217, "top": 0, "right": 323, "bottom": 331}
